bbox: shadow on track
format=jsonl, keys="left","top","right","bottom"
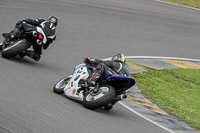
{"left": 52, "top": 92, "right": 127, "bottom": 117}
{"left": 3, "top": 56, "right": 63, "bottom": 72}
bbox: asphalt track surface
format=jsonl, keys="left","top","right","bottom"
{"left": 0, "top": 0, "right": 200, "bottom": 133}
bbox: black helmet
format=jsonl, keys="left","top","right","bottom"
{"left": 47, "top": 16, "right": 58, "bottom": 26}
{"left": 112, "top": 53, "right": 126, "bottom": 63}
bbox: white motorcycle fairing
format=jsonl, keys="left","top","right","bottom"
{"left": 53, "top": 60, "right": 135, "bottom": 110}
{"left": 63, "top": 62, "right": 90, "bottom": 101}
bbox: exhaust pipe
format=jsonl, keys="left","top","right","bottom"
{"left": 32, "top": 31, "right": 37, "bottom": 37}
{"left": 121, "top": 94, "right": 127, "bottom": 99}
{"left": 113, "top": 94, "right": 127, "bottom": 101}
{"left": 36, "top": 39, "right": 42, "bottom": 45}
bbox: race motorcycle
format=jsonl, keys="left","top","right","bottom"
{"left": 0, "top": 26, "right": 44, "bottom": 59}
{"left": 53, "top": 60, "right": 135, "bottom": 110}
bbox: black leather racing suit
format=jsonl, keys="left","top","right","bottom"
{"left": 13, "top": 18, "right": 56, "bottom": 61}
{"left": 87, "top": 58, "right": 129, "bottom": 79}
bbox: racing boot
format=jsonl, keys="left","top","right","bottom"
{"left": 22, "top": 50, "right": 40, "bottom": 61}
{"left": 2, "top": 27, "right": 22, "bottom": 40}
{"left": 18, "top": 52, "right": 26, "bottom": 59}
{"left": 85, "top": 73, "right": 100, "bottom": 86}
{"left": 104, "top": 103, "right": 113, "bottom": 110}
{"left": 2, "top": 33, "right": 15, "bottom": 39}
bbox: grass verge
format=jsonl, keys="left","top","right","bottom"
{"left": 161, "top": 0, "right": 200, "bottom": 9}
{"left": 131, "top": 68, "right": 200, "bottom": 130}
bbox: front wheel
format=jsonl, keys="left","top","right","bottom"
{"left": 83, "top": 85, "right": 115, "bottom": 110}
{"left": 1, "top": 39, "right": 30, "bottom": 59}
{"left": 53, "top": 76, "right": 71, "bottom": 94}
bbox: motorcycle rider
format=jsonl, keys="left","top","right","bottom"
{"left": 0, "top": 16, "right": 58, "bottom": 61}
{"left": 85, "top": 53, "right": 129, "bottom": 86}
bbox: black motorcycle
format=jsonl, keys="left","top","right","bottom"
{"left": 1, "top": 27, "right": 44, "bottom": 59}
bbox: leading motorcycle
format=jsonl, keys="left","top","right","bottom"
{"left": 0, "top": 26, "right": 44, "bottom": 59}
{"left": 53, "top": 60, "right": 135, "bottom": 110}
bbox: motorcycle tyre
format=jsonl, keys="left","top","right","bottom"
{"left": 83, "top": 85, "right": 115, "bottom": 110}
{"left": 53, "top": 77, "right": 71, "bottom": 94}
{"left": 1, "top": 39, "right": 30, "bottom": 59}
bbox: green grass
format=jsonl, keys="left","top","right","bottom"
{"left": 161, "top": 0, "right": 200, "bottom": 8}
{"left": 131, "top": 68, "right": 200, "bottom": 130}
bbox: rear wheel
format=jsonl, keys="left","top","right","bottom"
{"left": 1, "top": 39, "right": 30, "bottom": 59}
{"left": 83, "top": 85, "right": 115, "bottom": 110}
{"left": 53, "top": 77, "right": 71, "bottom": 94}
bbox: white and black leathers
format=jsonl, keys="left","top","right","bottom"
{"left": 22, "top": 18, "right": 56, "bottom": 49}
{"left": 16, "top": 18, "right": 56, "bottom": 61}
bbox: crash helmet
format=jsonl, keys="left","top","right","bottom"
{"left": 47, "top": 16, "right": 58, "bottom": 26}
{"left": 112, "top": 53, "right": 126, "bottom": 63}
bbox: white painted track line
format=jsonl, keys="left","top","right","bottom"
{"left": 119, "top": 102, "right": 175, "bottom": 133}
{"left": 104, "top": 56, "right": 200, "bottom": 62}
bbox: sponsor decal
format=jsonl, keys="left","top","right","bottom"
{"left": 68, "top": 90, "right": 72, "bottom": 93}
{"left": 75, "top": 64, "right": 81, "bottom": 69}
{"left": 72, "top": 89, "right": 76, "bottom": 94}
{"left": 113, "top": 74, "right": 120, "bottom": 76}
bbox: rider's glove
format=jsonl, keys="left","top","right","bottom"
{"left": 85, "top": 56, "right": 96, "bottom": 66}
{"left": 85, "top": 56, "right": 91, "bottom": 63}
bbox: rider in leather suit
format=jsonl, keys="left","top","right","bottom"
{"left": 85, "top": 53, "right": 129, "bottom": 86}
{"left": 0, "top": 16, "right": 58, "bottom": 61}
